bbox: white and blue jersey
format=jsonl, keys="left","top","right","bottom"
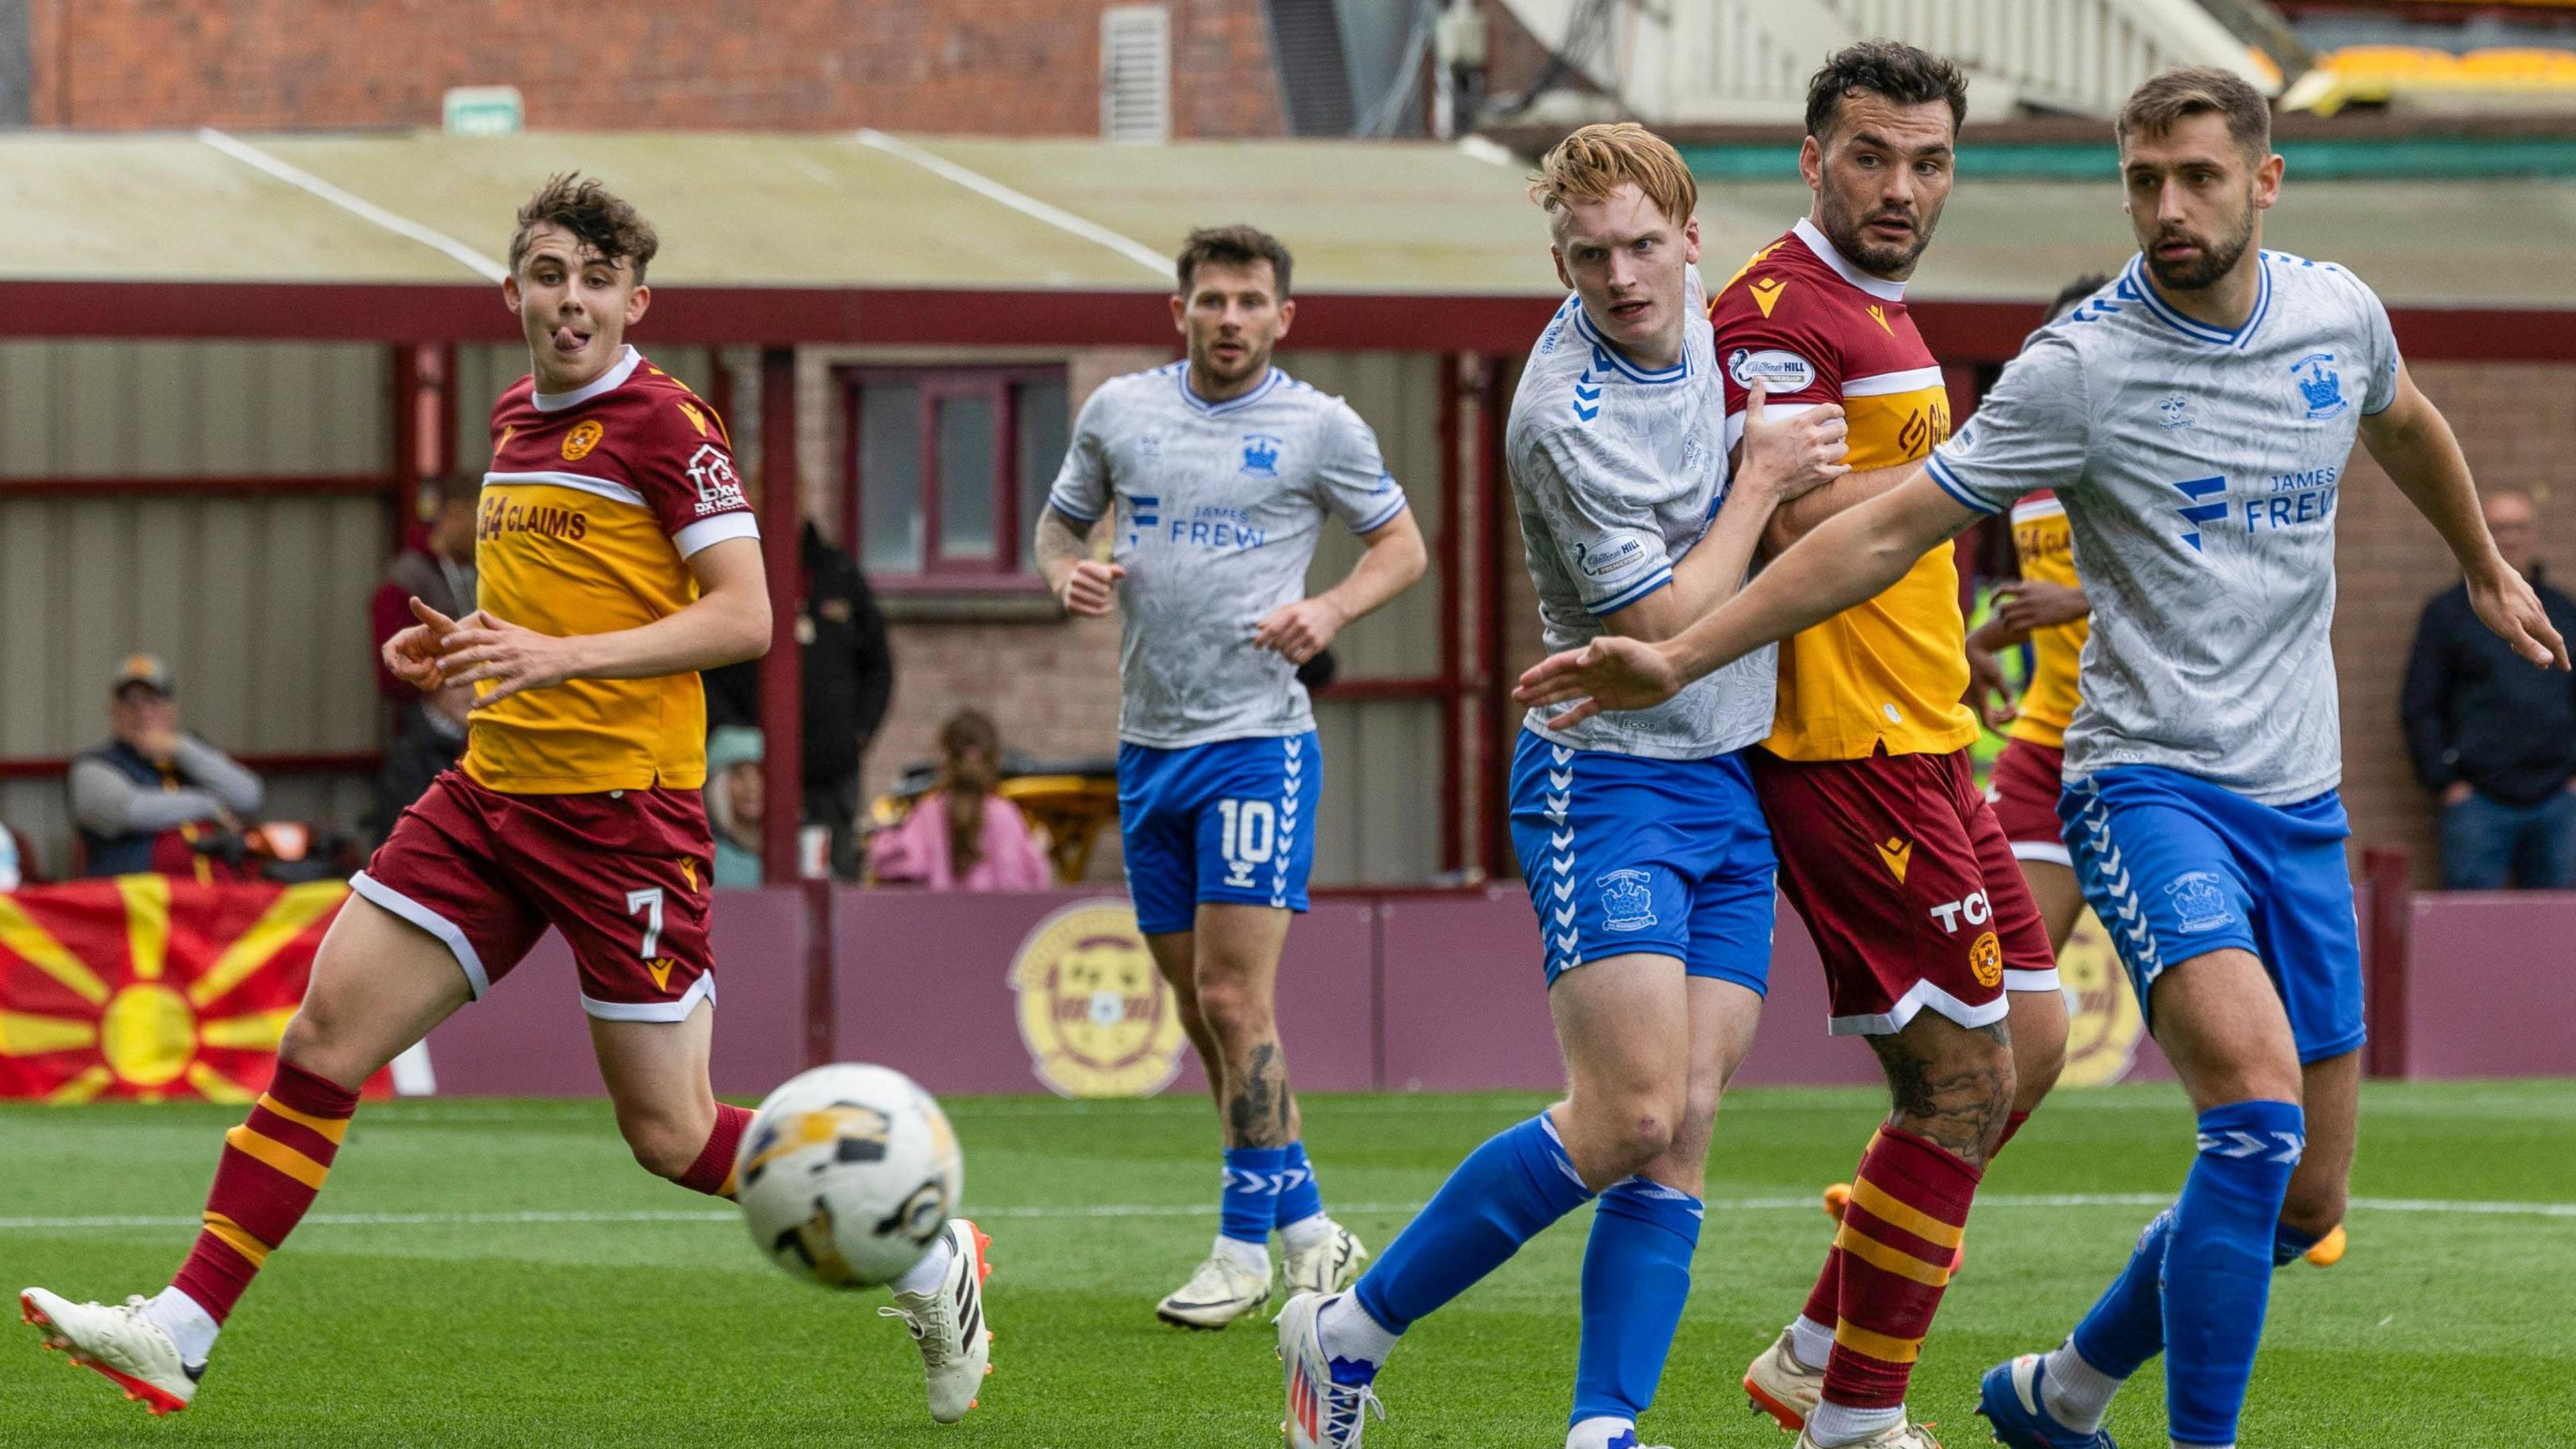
{"left": 1928, "top": 250, "right": 2403, "bottom": 1055}
{"left": 1050, "top": 363, "right": 1407, "bottom": 932}
{"left": 1504, "top": 274, "right": 1778, "bottom": 989}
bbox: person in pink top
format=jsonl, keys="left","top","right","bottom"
{"left": 869, "top": 710, "right": 1053, "bottom": 890}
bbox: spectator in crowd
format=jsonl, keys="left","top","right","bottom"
{"left": 705, "top": 726, "right": 767, "bottom": 888}
{"left": 372, "top": 479, "right": 478, "bottom": 712}
{"left": 2403, "top": 488, "right": 2576, "bottom": 888}
{"left": 867, "top": 709, "right": 1051, "bottom": 890}
{"left": 70, "top": 656, "right": 264, "bottom": 880}
{"left": 706, "top": 519, "right": 893, "bottom": 879}
{"left": 369, "top": 681, "right": 473, "bottom": 843}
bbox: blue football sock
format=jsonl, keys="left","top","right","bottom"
{"left": 1222, "top": 1145, "right": 1288, "bottom": 1245}
{"left": 2165, "top": 1099, "right": 2304, "bottom": 1448}
{"left": 1352, "top": 1112, "right": 1593, "bottom": 1335}
{"left": 1570, "top": 1177, "right": 1702, "bottom": 1428}
{"left": 2069, "top": 1208, "right": 2176, "bottom": 1380}
{"left": 1277, "top": 1140, "right": 1326, "bottom": 1228}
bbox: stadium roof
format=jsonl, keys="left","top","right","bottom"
{"left": 0, "top": 129, "right": 2566, "bottom": 358}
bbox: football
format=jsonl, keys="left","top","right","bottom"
{"left": 734, "top": 1063, "right": 964, "bottom": 1289}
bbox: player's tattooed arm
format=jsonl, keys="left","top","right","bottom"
{"left": 1035, "top": 506, "right": 1124, "bottom": 619}
{"left": 1226, "top": 1042, "right": 1294, "bottom": 1148}
{"left": 2362, "top": 365, "right": 2569, "bottom": 671}
{"left": 1516, "top": 470, "right": 1979, "bottom": 726}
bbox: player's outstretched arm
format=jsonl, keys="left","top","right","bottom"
{"left": 1035, "top": 505, "right": 1124, "bottom": 618}
{"left": 441, "top": 537, "right": 772, "bottom": 706}
{"left": 2362, "top": 366, "right": 2570, "bottom": 670}
{"left": 1254, "top": 507, "right": 1426, "bottom": 665}
{"left": 1516, "top": 469, "right": 1977, "bottom": 725}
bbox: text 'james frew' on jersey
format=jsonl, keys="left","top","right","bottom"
{"left": 1507, "top": 266, "right": 1776, "bottom": 761}
{"left": 1046, "top": 363, "right": 1408, "bottom": 749}
{"left": 469, "top": 345, "right": 759, "bottom": 794}
{"left": 1926, "top": 251, "right": 2404, "bottom": 803}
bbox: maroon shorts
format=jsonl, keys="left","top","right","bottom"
{"left": 1987, "top": 738, "right": 2070, "bottom": 866}
{"left": 1750, "top": 746, "right": 2059, "bottom": 1036}
{"left": 353, "top": 771, "right": 717, "bottom": 1022}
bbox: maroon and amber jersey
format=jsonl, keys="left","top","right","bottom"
{"left": 1711, "top": 218, "right": 1978, "bottom": 762}
{"left": 467, "top": 346, "right": 758, "bottom": 794}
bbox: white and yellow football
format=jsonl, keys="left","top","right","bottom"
{"left": 735, "top": 1063, "right": 963, "bottom": 1289}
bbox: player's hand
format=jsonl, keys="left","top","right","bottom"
{"left": 2468, "top": 562, "right": 2569, "bottom": 670}
{"left": 439, "top": 610, "right": 585, "bottom": 708}
{"left": 2443, "top": 780, "right": 2476, "bottom": 808}
{"left": 1992, "top": 578, "right": 2091, "bottom": 635}
{"left": 1058, "top": 559, "right": 1125, "bottom": 618}
{"left": 1511, "top": 635, "right": 1684, "bottom": 729}
{"left": 382, "top": 596, "right": 464, "bottom": 691}
{"left": 1735, "top": 380, "right": 1848, "bottom": 504}
{"left": 1253, "top": 596, "right": 1346, "bottom": 665}
{"left": 1963, "top": 638, "right": 2020, "bottom": 727}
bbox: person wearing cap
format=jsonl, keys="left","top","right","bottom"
{"left": 68, "top": 655, "right": 264, "bottom": 881}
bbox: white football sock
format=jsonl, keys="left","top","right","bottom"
{"left": 1566, "top": 1414, "right": 1636, "bottom": 1449}
{"left": 2039, "top": 1340, "right": 2123, "bottom": 1433}
{"left": 1806, "top": 1399, "right": 1903, "bottom": 1446}
{"left": 1214, "top": 1232, "right": 1271, "bottom": 1275}
{"left": 1315, "top": 1291, "right": 1399, "bottom": 1368}
{"left": 142, "top": 1287, "right": 218, "bottom": 1368}
{"left": 890, "top": 1235, "right": 955, "bottom": 1297}
{"left": 1791, "top": 1313, "right": 1836, "bottom": 1371}
{"left": 1279, "top": 1212, "right": 1335, "bottom": 1254}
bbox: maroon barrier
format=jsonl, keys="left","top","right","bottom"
{"left": 2402, "top": 892, "right": 2576, "bottom": 1079}
{"left": 422, "top": 886, "right": 810, "bottom": 1097}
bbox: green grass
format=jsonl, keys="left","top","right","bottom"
{"left": 5, "top": 1081, "right": 2575, "bottom": 1446}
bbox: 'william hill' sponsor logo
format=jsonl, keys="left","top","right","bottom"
{"left": 479, "top": 496, "right": 589, "bottom": 543}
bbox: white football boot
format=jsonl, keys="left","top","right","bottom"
{"left": 879, "top": 1220, "right": 993, "bottom": 1424}
{"left": 20, "top": 1289, "right": 199, "bottom": 1415}
{"left": 1281, "top": 1220, "right": 1370, "bottom": 1299}
{"left": 1793, "top": 1414, "right": 1943, "bottom": 1448}
{"left": 1744, "top": 1323, "right": 1825, "bottom": 1430}
{"left": 1278, "top": 1291, "right": 1385, "bottom": 1449}
{"left": 1155, "top": 1247, "right": 1273, "bottom": 1330}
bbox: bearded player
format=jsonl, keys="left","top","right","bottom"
{"left": 1278, "top": 123, "right": 1847, "bottom": 1449}
{"left": 1036, "top": 225, "right": 1426, "bottom": 1330}
{"left": 1700, "top": 44, "right": 2065, "bottom": 1449}
{"left": 20, "top": 176, "right": 995, "bottom": 1425}
{"left": 1520, "top": 67, "right": 2563, "bottom": 1449}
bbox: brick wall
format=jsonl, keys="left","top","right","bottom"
{"left": 2335, "top": 360, "right": 2576, "bottom": 884}
{"left": 30, "top": 1, "right": 1282, "bottom": 137}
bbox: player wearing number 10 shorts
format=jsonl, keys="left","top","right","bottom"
{"left": 19, "top": 174, "right": 996, "bottom": 1428}
{"left": 1036, "top": 224, "right": 1426, "bottom": 1331}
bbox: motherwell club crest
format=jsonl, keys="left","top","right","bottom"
{"left": 1008, "top": 901, "right": 1187, "bottom": 1098}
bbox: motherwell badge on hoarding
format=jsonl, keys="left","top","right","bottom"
{"left": 1007, "top": 900, "right": 1186, "bottom": 1099}
{"left": 2056, "top": 907, "right": 2147, "bottom": 1088}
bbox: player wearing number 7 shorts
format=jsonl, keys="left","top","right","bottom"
{"left": 1034, "top": 224, "right": 1426, "bottom": 1330}
{"left": 19, "top": 174, "right": 994, "bottom": 1428}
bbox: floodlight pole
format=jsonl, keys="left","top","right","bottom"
{"left": 758, "top": 344, "right": 804, "bottom": 885}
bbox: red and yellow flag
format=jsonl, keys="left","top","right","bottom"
{"left": 0, "top": 878, "right": 351, "bottom": 1103}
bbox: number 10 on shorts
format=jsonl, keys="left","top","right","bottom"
{"left": 1216, "top": 798, "right": 1275, "bottom": 887}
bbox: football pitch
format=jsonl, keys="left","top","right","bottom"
{"left": 5, "top": 1081, "right": 2573, "bottom": 1447}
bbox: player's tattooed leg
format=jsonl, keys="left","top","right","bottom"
{"left": 1868, "top": 1018, "right": 2016, "bottom": 1166}
{"left": 1228, "top": 1041, "right": 1295, "bottom": 1148}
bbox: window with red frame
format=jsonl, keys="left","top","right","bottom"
{"left": 844, "top": 366, "right": 1072, "bottom": 585}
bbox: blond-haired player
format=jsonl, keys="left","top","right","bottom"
{"left": 1279, "top": 123, "right": 1846, "bottom": 1449}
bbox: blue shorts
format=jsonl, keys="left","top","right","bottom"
{"left": 1507, "top": 730, "right": 1778, "bottom": 993}
{"left": 2059, "top": 765, "right": 2365, "bottom": 1063}
{"left": 1118, "top": 732, "right": 1321, "bottom": 936}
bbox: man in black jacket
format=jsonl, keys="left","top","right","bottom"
{"left": 2402, "top": 488, "right": 2576, "bottom": 888}
{"left": 705, "top": 519, "right": 894, "bottom": 878}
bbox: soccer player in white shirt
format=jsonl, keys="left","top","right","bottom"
{"left": 1519, "top": 70, "right": 2564, "bottom": 1449}
{"left": 1035, "top": 225, "right": 1426, "bottom": 1331}
{"left": 1278, "top": 123, "right": 1848, "bottom": 1449}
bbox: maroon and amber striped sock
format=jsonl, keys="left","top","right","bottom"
{"left": 676, "top": 1104, "right": 754, "bottom": 1198}
{"left": 1796, "top": 1110, "right": 2027, "bottom": 1362}
{"left": 169, "top": 1061, "right": 359, "bottom": 1324}
{"left": 1822, "top": 1127, "right": 1982, "bottom": 1411}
